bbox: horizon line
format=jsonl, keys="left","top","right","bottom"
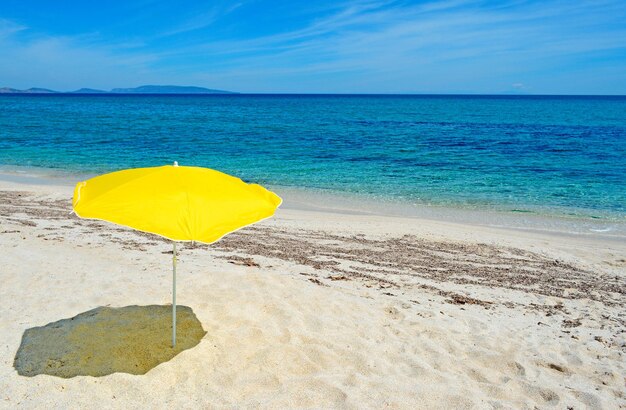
{"left": 1, "top": 92, "right": 626, "bottom": 97}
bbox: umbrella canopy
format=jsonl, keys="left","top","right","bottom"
{"left": 73, "top": 164, "right": 282, "bottom": 244}
{"left": 72, "top": 163, "right": 282, "bottom": 346}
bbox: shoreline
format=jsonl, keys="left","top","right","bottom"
{"left": 1, "top": 172, "right": 624, "bottom": 277}
{"left": 1, "top": 166, "right": 624, "bottom": 242}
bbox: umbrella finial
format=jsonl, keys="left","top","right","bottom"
{"left": 173, "top": 161, "right": 179, "bottom": 167}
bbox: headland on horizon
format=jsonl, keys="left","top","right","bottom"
{"left": 0, "top": 85, "right": 236, "bottom": 94}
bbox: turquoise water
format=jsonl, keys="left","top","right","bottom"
{"left": 1, "top": 94, "right": 625, "bottom": 220}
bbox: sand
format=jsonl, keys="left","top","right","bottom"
{"left": 0, "top": 178, "right": 624, "bottom": 409}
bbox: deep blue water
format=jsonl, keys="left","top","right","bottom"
{"left": 1, "top": 94, "right": 625, "bottom": 219}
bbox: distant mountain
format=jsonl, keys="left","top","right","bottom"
{"left": 71, "top": 88, "right": 106, "bottom": 94}
{"left": 1, "top": 85, "right": 235, "bottom": 94}
{"left": 0, "top": 87, "right": 58, "bottom": 94}
{"left": 110, "top": 85, "right": 235, "bottom": 94}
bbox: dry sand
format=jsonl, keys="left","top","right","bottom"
{"left": 0, "top": 178, "right": 624, "bottom": 409}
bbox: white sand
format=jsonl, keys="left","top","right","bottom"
{"left": 0, "top": 179, "right": 624, "bottom": 409}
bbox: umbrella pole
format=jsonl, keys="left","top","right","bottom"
{"left": 172, "top": 241, "right": 177, "bottom": 347}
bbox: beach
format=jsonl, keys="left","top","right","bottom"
{"left": 1, "top": 175, "right": 624, "bottom": 409}
{"left": 3, "top": 0, "right": 626, "bottom": 407}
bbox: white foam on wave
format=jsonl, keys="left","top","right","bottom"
{"left": 589, "top": 227, "right": 613, "bottom": 232}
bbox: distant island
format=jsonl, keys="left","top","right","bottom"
{"left": 0, "top": 85, "right": 236, "bottom": 94}
{"left": 0, "top": 87, "right": 58, "bottom": 94}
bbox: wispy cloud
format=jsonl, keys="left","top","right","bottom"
{"left": 0, "top": 18, "right": 27, "bottom": 38}
{"left": 1, "top": 1, "right": 625, "bottom": 93}
{"left": 0, "top": 19, "right": 162, "bottom": 90}
{"left": 157, "top": 2, "right": 244, "bottom": 38}
{"left": 153, "top": 0, "right": 625, "bottom": 64}
{"left": 136, "top": 0, "right": 625, "bottom": 93}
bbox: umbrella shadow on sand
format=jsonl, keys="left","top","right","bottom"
{"left": 14, "top": 305, "right": 207, "bottom": 378}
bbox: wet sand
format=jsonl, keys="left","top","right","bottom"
{"left": 0, "top": 179, "right": 624, "bottom": 408}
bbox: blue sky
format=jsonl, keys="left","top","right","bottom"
{"left": 1, "top": 0, "right": 625, "bottom": 94}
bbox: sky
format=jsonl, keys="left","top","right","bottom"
{"left": 1, "top": 0, "right": 625, "bottom": 94}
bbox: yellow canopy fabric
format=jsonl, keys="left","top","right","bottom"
{"left": 72, "top": 165, "right": 282, "bottom": 244}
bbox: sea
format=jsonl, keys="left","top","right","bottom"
{"left": 1, "top": 94, "right": 625, "bottom": 236}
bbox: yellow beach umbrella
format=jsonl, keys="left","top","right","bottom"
{"left": 72, "top": 162, "right": 282, "bottom": 346}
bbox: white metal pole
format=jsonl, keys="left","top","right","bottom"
{"left": 172, "top": 160, "right": 179, "bottom": 348}
{"left": 172, "top": 241, "right": 177, "bottom": 347}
